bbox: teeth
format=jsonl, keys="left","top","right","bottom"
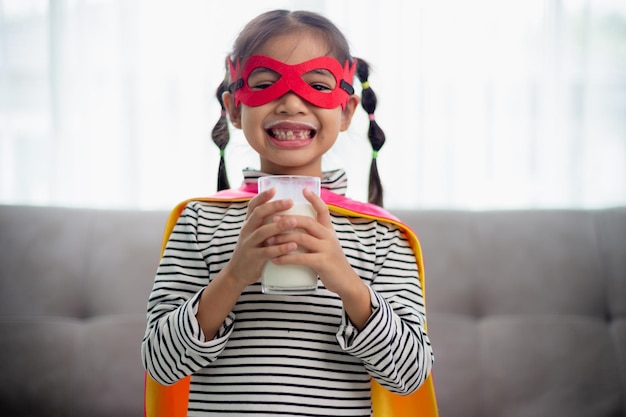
{"left": 271, "top": 129, "right": 311, "bottom": 140}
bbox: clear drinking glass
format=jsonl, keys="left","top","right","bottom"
{"left": 258, "top": 175, "right": 320, "bottom": 295}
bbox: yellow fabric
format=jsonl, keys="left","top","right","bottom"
{"left": 145, "top": 197, "right": 438, "bottom": 417}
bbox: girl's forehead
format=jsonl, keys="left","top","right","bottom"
{"left": 253, "top": 32, "right": 334, "bottom": 65}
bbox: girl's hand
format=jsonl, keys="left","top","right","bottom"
{"left": 197, "top": 189, "right": 303, "bottom": 339}
{"left": 252, "top": 188, "right": 372, "bottom": 328}
{"left": 220, "top": 189, "right": 300, "bottom": 290}
{"left": 267, "top": 189, "right": 363, "bottom": 297}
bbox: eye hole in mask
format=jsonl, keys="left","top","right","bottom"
{"left": 247, "top": 68, "right": 338, "bottom": 93}
{"left": 228, "top": 55, "right": 356, "bottom": 109}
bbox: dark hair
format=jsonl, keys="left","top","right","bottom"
{"left": 211, "top": 81, "right": 230, "bottom": 191}
{"left": 211, "top": 9, "right": 386, "bottom": 206}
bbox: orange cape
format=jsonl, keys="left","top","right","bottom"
{"left": 144, "top": 186, "right": 438, "bottom": 416}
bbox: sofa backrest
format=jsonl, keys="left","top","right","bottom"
{"left": 1, "top": 204, "right": 625, "bottom": 417}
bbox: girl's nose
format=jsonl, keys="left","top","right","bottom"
{"left": 275, "top": 91, "right": 308, "bottom": 115}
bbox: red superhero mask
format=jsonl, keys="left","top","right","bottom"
{"left": 228, "top": 55, "right": 357, "bottom": 110}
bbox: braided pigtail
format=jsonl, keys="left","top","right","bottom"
{"left": 211, "top": 81, "right": 231, "bottom": 191}
{"left": 355, "top": 58, "right": 385, "bottom": 207}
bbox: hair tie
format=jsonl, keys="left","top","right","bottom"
{"left": 372, "top": 150, "right": 379, "bottom": 159}
{"left": 220, "top": 110, "right": 226, "bottom": 116}
{"left": 368, "top": 113, "right": 376, "bottom": 121}
{"left": 220, "top": 149, "right": 225, "bottom": 158}
{"left": 361, "top": 81, "right": 370, "bottom": 90}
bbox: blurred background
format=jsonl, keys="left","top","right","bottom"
{"left": 1, "top": 0, "right": 625, "bottom": 210}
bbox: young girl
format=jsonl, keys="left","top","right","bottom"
{"left": 142, "top": 9, "right": 436, "bottom": 417}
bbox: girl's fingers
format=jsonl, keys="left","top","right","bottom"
{"left": 246, "top": 194, "right": 293, "bottom": 228}
{"left": 303, "top": 188, "right": 332, "bottom": 228}
{"left": 246, "top": 188, "right": 275, "bottom": 215}
{"left": 252, "top": 215, "right": 298, "bottom": 248}
{"left": 264, "top": 241, "right": 298, "bottom": 258}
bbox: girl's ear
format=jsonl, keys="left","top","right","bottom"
{"left": 222, "top": 91, "right": 242, "bottom": 129}
{"left": 340, "top": 94, "right": 360, "bottom": 131}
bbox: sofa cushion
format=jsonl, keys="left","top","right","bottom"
{"left": 0, "top": 205, "right": 167, "bottom": 417}
{"left": 394, "top": 208, "right": 626, "bottom": 417}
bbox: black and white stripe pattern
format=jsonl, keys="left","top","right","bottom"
{"left": 142, "top": 169, "right": 433, "bottom": 416}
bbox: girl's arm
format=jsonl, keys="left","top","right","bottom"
{"left": 336, "top": 223, "right": 434, "bottom": 395}
{"left": 269, "top": 190, "right": 433, "bottom": 394}
{"left": 142, "top": 195, "right": 302, "bottom": 385}
{"left": 141, "top": 203, "right": 233, "bottom": 386}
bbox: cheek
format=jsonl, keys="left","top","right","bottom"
{"left": 334, "top": 114, "right": 346, "bottom": 133}
{"left": 320, "top": 109, "right": 343, "bottom": 131}
{"left": 240, "top": 104, "right": 273, "bottom": 124}
{"left": 240, "top": 107, "right": 263, "bottom": 132}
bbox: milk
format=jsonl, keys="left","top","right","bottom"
{"left": 261, "top": 203, "right": 318, "bottom": 294}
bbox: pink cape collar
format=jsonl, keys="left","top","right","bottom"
{"left": 213, "top": 183, "right": 402, "bottom": 224}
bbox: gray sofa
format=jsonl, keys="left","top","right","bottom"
{"left": 0, "top": 204, "right": 625, "bottom": 417}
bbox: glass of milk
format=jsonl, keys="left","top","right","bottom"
{"left": 258, "top": 175, "right": 320, "bottom": 295}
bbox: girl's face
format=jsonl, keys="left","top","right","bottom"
{"left": 223, "top": 31, "right": 359, "bottom": 177}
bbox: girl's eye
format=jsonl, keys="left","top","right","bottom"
{"left": 247, "top": 68, "right": 280, "bottom": 90}
{"left": 251, "top": 82, "right": 274, "bottom": 90}
{"left": 310, "top": 83, "right": 332, "bottom": 92}
{"left": 303, "top": 70, "right": 336, "bottom": 92}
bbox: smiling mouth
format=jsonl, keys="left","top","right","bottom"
{"left": 267, "top": 128, "right": 316, "bottom": 141}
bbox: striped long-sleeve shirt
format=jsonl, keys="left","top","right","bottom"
{"left": 142, "top": 169, "right": 433, "bottom": 416}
